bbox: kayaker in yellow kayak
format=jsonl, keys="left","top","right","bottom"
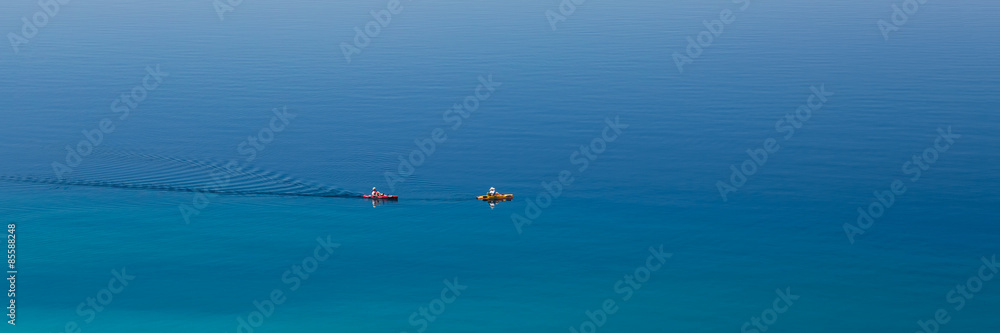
{"left": 477, "top": 187, "right": 512, "bottom": 200}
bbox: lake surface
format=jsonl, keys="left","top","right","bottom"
{"left": 1, "top": 0, "right": 998, "bottom": 332}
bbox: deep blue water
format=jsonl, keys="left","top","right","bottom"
{"left": 1, "top": 0, "right": 999, "bottom": 332}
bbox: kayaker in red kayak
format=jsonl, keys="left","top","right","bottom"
{"left": 372, "top": 187, "right": 384, "bottom": 197}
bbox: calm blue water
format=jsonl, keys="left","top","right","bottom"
{"left": 1, "top": 0, "right": 999, "bottom": 332}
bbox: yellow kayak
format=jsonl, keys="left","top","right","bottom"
{"left": 477, "top": 194, "right": 513, "bottom": 200}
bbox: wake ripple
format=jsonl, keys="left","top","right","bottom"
{"left": 1, "top": 151, "right": 363, "bottom": 198}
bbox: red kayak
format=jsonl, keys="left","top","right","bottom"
{"left": 363, "top": 195, "right": 397, "bottom": 199}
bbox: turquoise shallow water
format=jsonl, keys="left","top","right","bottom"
{"left": 1, "top": 0, "right": 999, "bottom": 332}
